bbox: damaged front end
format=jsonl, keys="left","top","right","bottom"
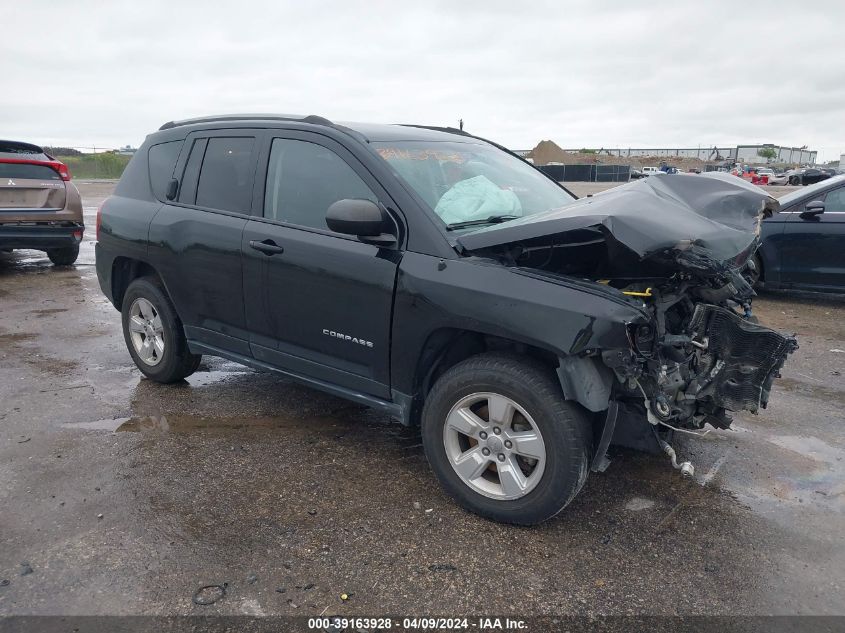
{"left": 458, "top": 172, "right": 798, "bottom": 465}
{"left": 604, "top": 278, "right": 797, "bottom": 432}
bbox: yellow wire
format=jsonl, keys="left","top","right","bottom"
{"left": 622, "top": 287, "right": 653, "bottom": 297}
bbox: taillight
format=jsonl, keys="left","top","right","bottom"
{"left": 54, "top": 161, "right": 71, "bottom": 181}
{"left": 96, "top": 198, "right": 108, "bottom": 241}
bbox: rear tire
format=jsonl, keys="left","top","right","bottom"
{"left": 121, "top": 276, "right": 201, "bottom": 383}
{"left": 421, "top": 353, "right": 592, "bottom": 525}
{"left": 47, "top": 245, "right": 79, "bottom": 266}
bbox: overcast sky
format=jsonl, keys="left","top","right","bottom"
{"left": 3, "top": 1, "right": 844, "bottom": 160}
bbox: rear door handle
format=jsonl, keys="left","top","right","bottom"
{"left": 249, "top": 239, "right": 285, "bottom": 256}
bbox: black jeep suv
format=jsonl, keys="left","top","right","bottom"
{"left": 96, "top": 114, "right": 796, "bottom": 524}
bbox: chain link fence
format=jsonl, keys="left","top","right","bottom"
{"left": 537, "top": 164, "right": 631, "bottom": 182}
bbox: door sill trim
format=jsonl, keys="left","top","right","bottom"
{"left": 187, "top": 340, "right": 408, "bottom": 422}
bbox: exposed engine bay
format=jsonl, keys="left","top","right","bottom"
{"left": 457, "top": 172, "right": 798, "bottom": 434}
{"left": 602, "top": 274, "right": 797, "bottom": 432}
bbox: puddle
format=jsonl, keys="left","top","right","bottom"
{"left": 0, "top": 251, "right": 52, "bottom": 273}
{"left": 731, "top": 434, "right": 845, "bottom": 512}
{"left": 767, "top": 435, "right": 845, "bottom": 465}
{"left": 62, "top": 404, "right": 407, "bottom": 442}
{"left": 32, "top": 307, "right": 69, "bottom": 317}
{"left": 776, "top": 378, "right": 845, "bottom": 407}
{"left": 0, "top": 245, "right": 94, "bottom": 275}
{"left": 624, "top": 496, "right": 656, "bottom": 511}
{"left": 184, "top": 368, "right": 252, "bottom": 387}
{"left": 64, "top": 413, "right": 308, "bottom": 434}
{"left": 0, "top": 332, "right": 37, "bottom": 343}
{"left": 65, "top": 417, "right": 133, "bottom": 432}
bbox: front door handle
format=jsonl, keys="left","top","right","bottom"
{"left": 249, "top": 239, "right": 285, "bottom": 256}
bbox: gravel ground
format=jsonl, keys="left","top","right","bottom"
{"left": 0, "top": 180, "right": 843, "bottom": 619}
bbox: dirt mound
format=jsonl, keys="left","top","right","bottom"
{"left": 529, "top": 140, "right": 714, "bottom": 171}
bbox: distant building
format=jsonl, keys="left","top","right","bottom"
{"left": 731, "top": 144, "right": 816, "bottom": 165}
{"left": 587, "top": 144, "right": 816, "bottom": 165}
{"left": 529, "top": 141, "right": 817, "bottom": 166}
{"left": 117, "top": 145, "right": 137, "bottom": 156}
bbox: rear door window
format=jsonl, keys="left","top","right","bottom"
{"left": 148, "top": 140, "right": 183, "bottom": 202}
{"left": 195, "top": 137, "right": 256, "bottom": 213}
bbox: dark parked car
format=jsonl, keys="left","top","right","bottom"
{"left": 0, "top": 140, "right": 83, "bottom": 265}
{"left": 96, "top": 115, "right": 796, "bottom": 524}
{"left": 788, "top": 168, "right": 831, "bottom": 186}
{"left": 752, "top": 174, "right": 845, "bottom": 292}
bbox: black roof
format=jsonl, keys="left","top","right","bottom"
{"left": 0, "top": 140, "right": 45, "bottom": 154}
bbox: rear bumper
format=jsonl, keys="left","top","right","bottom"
{"left": 0, "top": 223, "right": 84, "bottom": 250}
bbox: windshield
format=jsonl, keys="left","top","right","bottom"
{"left": 778, "top": 174, "right": 845, "bottom": 207}
{"left": 372, "top": 140, "right": 576, "bottom": 230}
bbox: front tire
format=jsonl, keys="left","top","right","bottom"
{"left": 421, "top": 353, "right": 592, "bottom": 525}
{"left": 121, "top": 276, "right": 201, "bottom": 383}
{"left": 47, "top": 245, "right": 79, "bottom": 266}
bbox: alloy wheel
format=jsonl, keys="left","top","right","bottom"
{"left": 128, "top": 297, "right": 165, "bottom": 366}
{"left": 443, "top": 392, "right": 547, "bottom": 500}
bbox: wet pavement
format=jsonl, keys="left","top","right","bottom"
{"left": 0, "top": 181, "right": 843, "bottom": 617}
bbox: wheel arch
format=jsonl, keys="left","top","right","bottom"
{"left": 408, "top": 327, "right": 585, "bottom": 426}
{"left": 111, "top": 257, "right": 163, "bottom": 309}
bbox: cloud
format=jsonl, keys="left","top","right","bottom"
{"left": 2, "top": 0, "right": 843, "bottom": 160}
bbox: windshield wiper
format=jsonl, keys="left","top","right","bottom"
{"left": 445, "top": 214, "right": 521, "bottom": 231}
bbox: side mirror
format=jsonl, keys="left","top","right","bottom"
{"left": 801, "top": 200, "right": 825, "bottom": 217}
{"left": 326, "top": 199, "right": 395, "bottom": 245}
{"left": 165, "top": 178, "right": 179, "bottom": 201}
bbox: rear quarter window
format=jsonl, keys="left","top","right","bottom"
{"left": 194, "top": 137, "right": 256, "bottom": 213}
{"left": 0, "top": 163, "right": 61, "bottom": 180}
{"left": 148, "top": 140, "right": 184, "bottom": 202}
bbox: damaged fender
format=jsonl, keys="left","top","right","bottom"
{"left": 556, "top": 355, "right": 614, "bottom": 413}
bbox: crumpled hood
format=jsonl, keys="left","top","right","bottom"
{"left": 457, "top": 172, "right": 779, "bottom": 273}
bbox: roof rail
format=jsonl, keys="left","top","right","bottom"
{"left": 158, "top": 113, "right": 333, "bottom": 131}
{"left": 399, "top": 124, "right": 472, "bottom": 138}
{"left": 401, "top": 124, "right": 517, "bottom": 155}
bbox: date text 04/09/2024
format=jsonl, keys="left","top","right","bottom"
{"left": 307, "top": 616, "right": 528, "bottom": 630}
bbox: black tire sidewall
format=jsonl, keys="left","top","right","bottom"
{"left": 421, "top": 355, "right": 590, "bottom": 525}
{"left": 47, "top": 245, "right": 79, "bottom": 266}
{"left": 121, "top": 278, "right": 188, "bottom": 382}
